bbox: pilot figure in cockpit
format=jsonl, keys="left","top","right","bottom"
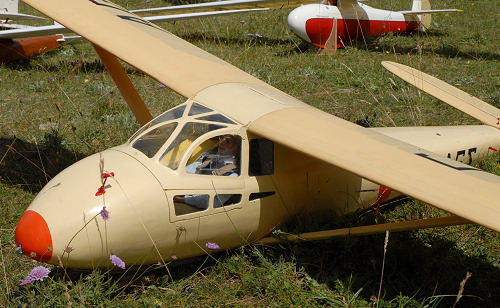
{"left": 174, "top": 135, "right": 241, "bottom": 209}
{"left": 186, "top": 134, "right": 241, "bottom": 176}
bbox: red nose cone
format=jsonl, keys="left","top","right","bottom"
{"left": 15, "top": 210, "right": 53, "bottom": 262}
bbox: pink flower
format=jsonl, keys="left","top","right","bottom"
{"left": 171, "top": 255, "right": 178, "bottom": 260}
{"left": 110, "top": 254, "right": 125, "bottom": 269}
{"left": 205, "top": 242, "right": 220, "bottom": 250}
{"left": 100, "top": 206, "right": 109, "bottom": 221}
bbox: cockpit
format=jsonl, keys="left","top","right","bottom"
{"left": 127, "top": 101, "right": 241, "bottom": 177}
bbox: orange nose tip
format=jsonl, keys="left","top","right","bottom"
{"left": 15, "top": 210, "right": 53, "bottom": 263}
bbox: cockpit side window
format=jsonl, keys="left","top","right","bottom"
{"left": 249, "top": 138, "right": 274, "bottom": 176}
{"left": 185, "top": 134, "right": 241, "bottom": 176}
{"left": 160, "top": 122, "right": 226, "bottom": 170}
{"left": 132, "top": 122, "right": 178, "bottom": 158}
{"left": 129, "top": 104, "right": 186, "bottom": 143}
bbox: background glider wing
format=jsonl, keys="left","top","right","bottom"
{"left": 131, "top": 0, "right": 314, "bottom": 14}
{"left": 23, "top": 0, "right": 500, "bottom": 233}
{"left": 382, "top": 61, "right": 500, "bottom": 130}
{"left": 0, "top": 23, "right": 66, "bottom": 39}
{"left": 0, "top": 8, "right": 268, "bottom": 39}
{"left": 0, "top": 12, "right": 45, "bottom": 20}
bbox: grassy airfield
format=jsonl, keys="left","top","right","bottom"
{"left": 1, "top": 0, "right": 499, "bottom": 306}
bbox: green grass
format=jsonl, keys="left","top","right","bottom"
{"left": 1, "top": 0, "right": 500, "bottom": 306}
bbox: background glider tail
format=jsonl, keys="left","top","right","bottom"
{"left": 0, "top": 0, "right": 17, "bottom": 14}
{"left": 411, "top": 0, "right": 431, "bottom": 30}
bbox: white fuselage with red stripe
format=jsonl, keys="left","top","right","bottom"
{"left": 288, "top": 3, "right": 420, "bottom": 48}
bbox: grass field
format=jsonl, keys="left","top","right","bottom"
{"left": 1, "top": 0, "right": 499, "bottom": 306}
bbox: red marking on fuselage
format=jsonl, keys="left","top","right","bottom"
{"left": 305, "top": 18, "right": 419, "bottom": 48}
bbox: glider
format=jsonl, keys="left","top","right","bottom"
{"left": 13, "top": 0, "right": 499, "bottom": 269}
{"left": 287, "top": 0, "right": 463, "bottom": 51}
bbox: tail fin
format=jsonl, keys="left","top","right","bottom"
{"left": 412, "top": 0, "right": 432, "bottom": 31}
{"left": 0, "top": 0, "right": 18, "bottom": 13}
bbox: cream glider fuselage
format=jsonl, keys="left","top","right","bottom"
{"left": 18, "top": 83, "right": 500, "bottom": 268}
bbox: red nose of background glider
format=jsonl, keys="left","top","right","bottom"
{"left": 15, "top": 210, "right": 53, "bottom": 262}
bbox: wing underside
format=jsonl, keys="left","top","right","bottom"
{"left": 22, "top": 0, "right": 500, "bottom": 233}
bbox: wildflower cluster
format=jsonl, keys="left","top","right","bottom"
{"left": 19, "top": 266, "right": 50, "bottom": 286}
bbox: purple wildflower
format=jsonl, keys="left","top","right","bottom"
{"left": 255, "top": 33, "right": 263, "bottom": 38}
{"left": 247, "top": 33, "right": 255, "bottom": 37}
{"left": 158, "top": 84, "right": 166, "bottom": 88}
{"left": 146, "top": 0, "right": 151, "bottom": 2}
{"left": 110, "top": 254, "right": 126, "bottom": 269}
{"left": 205, "top": 242, "right": 220, "bottom": 250}
{"left": 0, "top": 78, "right": 3, "bottom": 82}
{"left": 240, "top": 20, "right": 246, "bottom": 24}
{"left": 20, "top": 266, "right": 51, "bottom": 286}
{"left": 19, "top": 277, "right": 32, "bottom": 286}
{"left": 29, "top": 266, "right": 50, "bottom": 281}
{"left": 100, "top": 206, "right": 109, "bottom": 221}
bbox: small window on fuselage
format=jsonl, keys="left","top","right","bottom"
{"left": 173, "top": 194, "right": 209, "bottom": 215}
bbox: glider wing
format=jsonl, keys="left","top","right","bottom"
{"left": 131, "top": 0, "right": 314, "bottom": 14}
{"left": 382, "top": 61, "right": 500, "bottom": 130}
{"left": 0, "top": 8, "right": 268, "bottom": 39}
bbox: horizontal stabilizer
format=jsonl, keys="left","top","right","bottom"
{"left": 399, "top": 9, "right": 463, "bottom": 15}
{"left": 382, "top": 61, "right": 500, "bottom": 130}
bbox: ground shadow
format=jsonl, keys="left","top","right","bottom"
{"left": 263, "top": 212, "right": 500, "bottom": 308}
{"left": 67, "top": 214, "right": 499, "bottom": 307}
{"left": 0, "top": 132, "right": 85, "bottom": 193}
{"left": 3, "top": 55, "right": 145, "bottom": 76}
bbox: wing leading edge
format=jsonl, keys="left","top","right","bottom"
{"left": 22, "top": 0, "right": 500, "bottom": 232}
{"left": 21, "top": 0, "right": 271, "bottom": 98}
